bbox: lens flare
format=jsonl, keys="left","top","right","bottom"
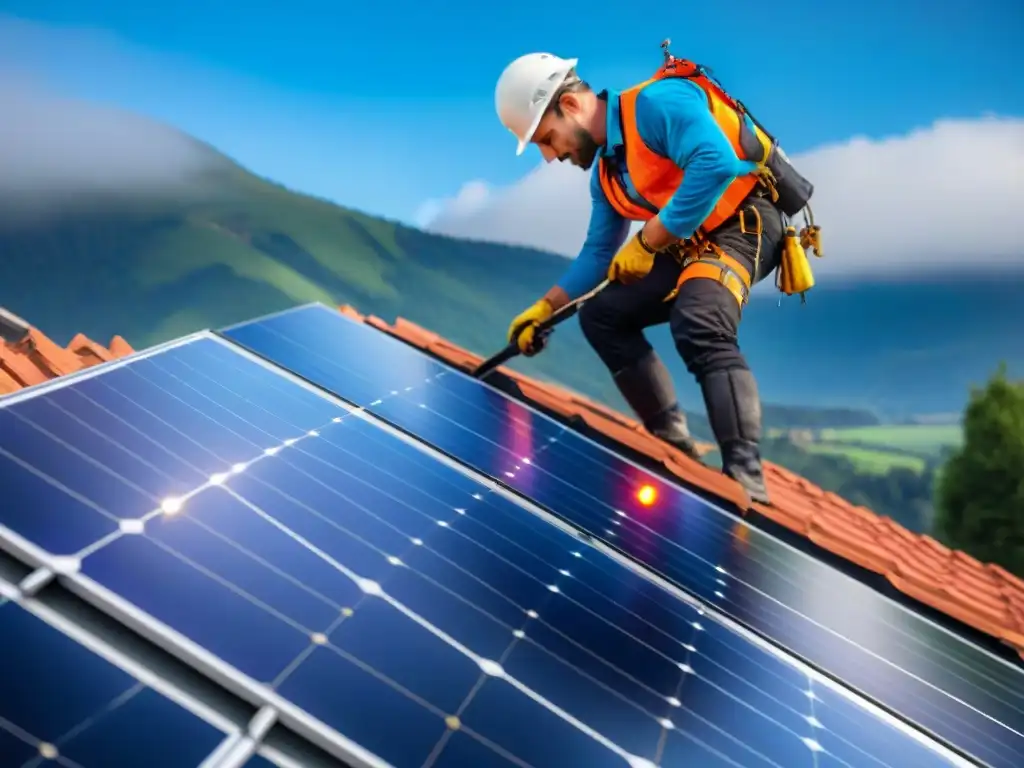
{"left": 636, "top": 484, "right": 657, "bottom": 506}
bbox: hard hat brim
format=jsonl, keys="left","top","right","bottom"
{"left": 513, "top": 57, "right": 578, "bottom": 156}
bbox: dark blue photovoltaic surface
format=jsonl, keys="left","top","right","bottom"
{"left": 224, "top": 303, "right": 1024, "bottom": 768}
{"left": 0, "top": 335, "right": 959, "bottom": 768}
{"left": 0, "top": 599, "right": 224, "bottom": 767}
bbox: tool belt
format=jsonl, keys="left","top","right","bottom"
{"left": 663, "top": 170, "right": 824, "bottom": 307}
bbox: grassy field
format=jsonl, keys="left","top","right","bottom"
{"left": 819, "top": 424, "right": 962, "bottom": 456}
{"left": 785, "top": 422, "right": 965, "bottom": 475}
{"left": 804, "top": 443, "right": 927, "bottom": 474}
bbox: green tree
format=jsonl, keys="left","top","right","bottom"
{"left": 935, "top": 365, "right": 1024, "bottom": 576}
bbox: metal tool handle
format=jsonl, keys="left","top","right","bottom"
{"left": 471, "top": 280, "right": 610, "bottom": 380}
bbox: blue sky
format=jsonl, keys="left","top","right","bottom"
{"left": 1, "top": 0, "right": 1021, "bottom": 224}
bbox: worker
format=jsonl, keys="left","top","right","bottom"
{"left": 495, "top": 46, "right": 817, "bottom": 505}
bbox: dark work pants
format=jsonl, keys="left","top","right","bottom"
{"left": 578, "top": 193, "right": 784, "bottom": 383}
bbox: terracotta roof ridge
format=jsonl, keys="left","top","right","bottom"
{"left": 0, "top": 319, "right": 135, "bottom": 393}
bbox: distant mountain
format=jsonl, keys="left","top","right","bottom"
{"left": 1, "top": 140, "right": 1020, "bottom": 425}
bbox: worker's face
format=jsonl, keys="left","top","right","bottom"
{"left": 533, "top": 93, "right": 599, "bottom": 170}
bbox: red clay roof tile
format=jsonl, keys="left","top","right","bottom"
{"left": 338, "top": 306, "right": 365, "bottom": 321}
{"left": 108, "top": 336, "right": 134, "bottom": 358}
{"left": 338, "top": 305, "right": 1024, "bottom": 660}
{"left": 665, "top": 456, "right": 750, "bottom": 509}
{"left": 68, "top": 333, "right": 117, "bottom": 365}
{"left": 0, "top": 344, "right": 51, "bottom": 389}
{"left": 0, "top": 313, "right": 135, "bottom": 393}
{"left": 22, "top": 328, "right": 89, "bottom": 378}
{"left": 0, "top": 367, "right": 22, "bottom": 396}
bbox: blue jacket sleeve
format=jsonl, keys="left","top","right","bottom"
{"left": 555, "top": 166, "right": 630, "bottom": 299}
{"left": 633, "top": 79, "right": 759, "bottom": 240}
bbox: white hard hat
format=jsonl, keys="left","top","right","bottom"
{"left": 495, "top": 52, "right": 579, "bottom": 155}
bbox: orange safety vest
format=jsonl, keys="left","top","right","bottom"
{"left": 597, "top": 59, "right": 773, "bottom": 240}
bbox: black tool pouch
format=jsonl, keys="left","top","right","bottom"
{"left": 765, "top": 143, "right": 814, "bottom": 217}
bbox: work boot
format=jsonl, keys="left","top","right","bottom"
{"left": 700, "top": 368, "right": 771, "bottom": 504}
{"left": 613, "top": 351, "right": 702, "bottom": 462}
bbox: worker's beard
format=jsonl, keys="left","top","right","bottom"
{"left": 573, "top": 127, "right": 600, "bottom": 170}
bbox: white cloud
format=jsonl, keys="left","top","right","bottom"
{"left": 0, "top": 74, "right": 222, "bottom": 226}
{"left": 419, "top": 116, "right": 1024, "bottom": 276}
{"left": 413, "top": 180, "right": 493, "bottom": 228}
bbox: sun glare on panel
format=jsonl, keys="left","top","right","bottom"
{"left": 160, "top": 497, "right": 183, "bottom": 515}
{"left": 636, "top": 484, "right": 657, "bottom": 507}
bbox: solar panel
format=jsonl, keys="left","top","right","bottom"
{"left": 0, "top": 331, "right": 973, "bottom": 767}
{"left": 225, "top": 303, "right": 1024, "bottom": 768}
{"left": 0, "top": 590, "right": 228, "bottom": 766}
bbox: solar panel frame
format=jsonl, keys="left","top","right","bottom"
{"left": 0, "top": 325, "right": 986, "bottom": 768}
{"left": 0, "top": 574, "right": 239, "bottom": 768}
{"left": 219, "top": 302, "right": 1024, "bottom": 765}
{"left": 0, "top": 560, "right": 352, "bottom": 768}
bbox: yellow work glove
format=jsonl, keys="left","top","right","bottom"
{"left": 507, "top": 298, "right": 554, "bottom": 355}
{"left": 607, "top": 231, "right": 656, "bottom": 284}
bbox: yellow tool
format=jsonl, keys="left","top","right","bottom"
{"left": 776, "top": 205, "right": 824, "bottom": 303}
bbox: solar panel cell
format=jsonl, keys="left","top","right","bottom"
{"left": 3, "top": 335, "right": 976, "bottom": 768}
{"left": 0, "top": 444, "right": 119, "bottom": 555}
{"left": 276, "top": 643, "right": 450, "bottom": 765}
{"left": 0, "top": 402, "right": 156, "bottom": 521}
{"left": 223, "top": 303, "right": 1024, "bottom": 768}
{"left": 85, "top": 533, "right": 320, "bottom": 684}
{"left": 223, "top": 308, "right": 451, "bottom": 407}
{"left": 0, "top": 599, "right": 225, "bottom": 767}
{"left": 426, "top": 729, "right": 540, "bottom": 768}
{"left": 42, "top": 380, "right": 219, "bottom": 488}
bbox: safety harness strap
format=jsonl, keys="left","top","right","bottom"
{"left": 664, "top": 246, "right": 753, "bottom": 308}
{"left": 684, "top": 252, "right": 752, "bottom": 307}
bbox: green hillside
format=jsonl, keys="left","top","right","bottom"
{"left": 1, "top": 157, "right": 565, "bottom": 384}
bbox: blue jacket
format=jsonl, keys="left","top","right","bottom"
{"left": 556, "top": 78, "right": 758, "bottom": 299}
